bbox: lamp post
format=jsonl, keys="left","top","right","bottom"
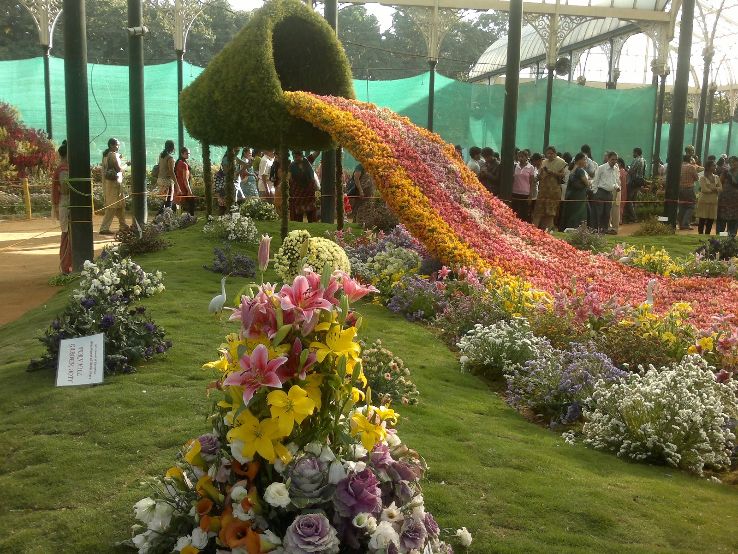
{"left": 20, "top": 0, "right": 63, "bottom": 139}
{"left": 128, "top": 0, "right": 147, "bottom": 225}
{"left": 500, "top": 0, "right": 523, "bottom": 203}
{"left": 173, "top": 0, "right": 203, "bottom": 153}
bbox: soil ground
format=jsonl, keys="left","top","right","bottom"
{"left": 0, "top": 214, "right": 118, "bottom": 326}
{"left": 0, "top": 216, "right": 698, "bottom": 327}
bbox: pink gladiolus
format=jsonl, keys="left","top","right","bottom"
{"left": 339, "top": 272, "right": 379, "bottom": 303}
{"left": 258, "top": 235, "right": 271, "bottom": 273}
{"left": 223, "top": 344, "right": 287, "bottom": 404}
{"left": 279, "top": 275, "right": 333, "bottom": 323}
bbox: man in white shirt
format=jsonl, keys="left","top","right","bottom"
{"left": 466, "top": 146, "right": 482, "bottom": 176}
{"left": 258, "top": 150, "right": 275, "bottom": 201}
{"left": 591, "top": 151, "right": 621, "bottom": 233}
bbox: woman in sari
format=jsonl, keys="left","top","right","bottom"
{"left": 559, "top": 153, "right": 590, "bottom": 231}
{"left": 531, "top": 146, "right": 567, "bottom": 231}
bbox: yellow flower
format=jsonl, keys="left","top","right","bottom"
{"left": 227, "top": 410, "right": 283, "bottom": 462}
{"left": 304, "top": 374, "right": 324, "bottom": 409}
{"left": 196, "top": 475, "right": 224, "bottom": 503}
{"left": 184, "top": 439, "right": 206, "bottom": 469}
{"left": 350, "top": 412, "right": 387, "bottom": 451}
{"left": 267, "top": 385, "right": 316, "bottom": 435}
{"left": 219, "top": 386, "right": 245, "bottom": 425}
{"left": 351, "top": 387, "right": 365, "bottom": 403}
{"left": 698, "top": 336, "right": 715, "bottom": 352}
{"left": 310, "top": 324, "right": 361, "bottom": 370}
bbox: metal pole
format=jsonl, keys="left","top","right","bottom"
{"left": 727, "top": 107, "right": 735, "bottom": 155}
{"left": 176, "top": 49, "right": 184, "bottom": 152}
{"left": 202, "top": 142, "right": 212, "bottom": 216}
{"left": 664, "top": 0, "right": 696, "bottom": 226}
{"left": 652, "top": 71, "right": 667, "bottom": 175}
{"left": 427, "top": 59, "right": 438, "bottom": 131}
{"left": 543, "top": 65, "right": 554, "bottom": 151}
{"left": 63, "top": 0, "right": 93, "bottom": 270}
{"left": 500, "top": 0, "right": 522, "bottom": 203}
{"left": 321, "top": 0, "right": 337, "bottom": 223}
{"left": 128, "top": 0, "right": 147, "bottom": 224}
{"left": 704, "top": 85, "right": 716, "bottom": 157}
{"left": 694, "top": 47, "right": 713, "bottom": 161}
{"left": 42, "top": 45, "right": 53, "bottom": 139}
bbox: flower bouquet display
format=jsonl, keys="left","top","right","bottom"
{"left": 127, "top": 266, "right": 461, "bottom": 553}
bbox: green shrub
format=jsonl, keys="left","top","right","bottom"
{"left": 564, "top": 223, "right": 605, "bottom": 252}
{"left": 360, "top": 339, "right": 419, "bottom": 406}
{"left": 632, "top": 217, "right": 675, "bottom": 236}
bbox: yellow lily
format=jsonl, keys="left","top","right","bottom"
{"left": 227, "top": 410, "right": 282, "bottom": 462}
{"left": 310, "top": 324, "right": 361, "bottom": 370}
{"left": 196, "top": 475, "right": 224, "bottom": 503}
{"left": 184, "top": 439, "right": 206, "bottom": 469}
{"left": 267, "top": 385, "right": 316, "bottom": 435}
{"left": 350, "top": 411, "right": 387, "bottom": 451}
{"left": 304, "top": 374, "right": 324, "bottom": 410}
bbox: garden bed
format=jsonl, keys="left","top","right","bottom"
{"left": 1, "top": 221, "right": 738, "bottom": 552}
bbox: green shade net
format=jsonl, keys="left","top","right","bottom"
{"left": 3, "top": 56, "right": 726, "bottom": 170}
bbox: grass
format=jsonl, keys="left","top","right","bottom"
{"left": 2, "top": 221, "right": 738, "bottom": 553}
{"left": 554, "top": 231, "right": 707, "bottom": 259}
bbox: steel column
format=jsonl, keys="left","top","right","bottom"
{"left": 42, "top": 45, "right": 53, "bottom": 139}
{"left": 543, "top": 65, "right": 554, "bottom": 150}
{"left": 652, "top": 72, "right": 667, "bottom": 175}
{"left": 427, "top": 59, "right": 438, "bottom": 131}
{"left": 128, "top": 0, "right": 147, "bottom": 224}
{"left": 321, "top": 0, "right": 337, "bottom": 223}
{"left": 664, "top": 0, "right": 696, "bottom": 226}
{"left": 176, "top": 49, "right": 184, "bottom": 152}
{"left": 694, "top": 48, "right": 713, "bottom": 161}
{"left": 727, "top": 108, "right": 735, "bottom": 156}
{"left": 704, "top": 86, "right": 716, "bottom": 157}
{"left": 500, "top": 0, "right": 522, "bottom": 203}
{"left": 63, "top": 0, "right": 93, "bottom": 270}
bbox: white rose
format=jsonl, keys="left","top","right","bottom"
{"left": 230, "top": 485, "right": 249, "bottom": 503}
{"left": 455, "top": 527, "right": 473, "bottom": 547}
{"left": 263, "top": 482, "right": 291, "bottom": 508}
{"left": 385, "top": 431, "right": 401, "bottom": 448}
{"left": 368, "top": 521, "right": 400, "bottom": 551}
{"left": 230, "top": 440, "right": 251, "bottom": 464}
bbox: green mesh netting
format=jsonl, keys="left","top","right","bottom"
{"left": 3, "top": 56, "right": 726, "bottom": 170}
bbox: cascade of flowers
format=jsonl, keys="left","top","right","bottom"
{"left": 127, "top": 265, "right": 460, "bottom": 553}
{"left": 0, "top": 102, "right": 56, "bottom": 180}
{"left": 283, "top": 92, "right": 738, "bottom": 329}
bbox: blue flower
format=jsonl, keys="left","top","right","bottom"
{"left": 100, "top": 314, "right": 116, "bottom": 330}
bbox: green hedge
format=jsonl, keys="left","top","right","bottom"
{"left": 180, "top": 0, "right": 354, "bottom": 151}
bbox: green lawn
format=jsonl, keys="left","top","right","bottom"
{"left": 1, "top": 221, "right": 737, "bottom": 553}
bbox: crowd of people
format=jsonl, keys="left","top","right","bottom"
{"left": 461, "top": 142, "right": 738, "bottom": 237}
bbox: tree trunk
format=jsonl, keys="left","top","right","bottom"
{"left": 202, "top": 142, "right": 212, "bottom": 217}
{"left": 335, "top": 146, "right": 344, "bottom": 230}
{"left": 225, "top": 146, "right": 235, "bottom": 211}
{"left": 280, "top": 144, "right": 289, "bottom": 239}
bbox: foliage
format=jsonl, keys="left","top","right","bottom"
{"left": 432, "top": 287, "right": 509, "bottom": 346}
{"left": 608, "top": 242, "right": 737, "bottom": 278}
{"left": 360, "top": 339, "right": 419, "bottom": 406}
{"left": 582, "top": 355, "right": 738, "bottom": 475}
{"left": 180, "top": 0, "right": 354, "bottom": 149}
{"left": 203, "top": 208, "right": 259, "bottom": 244}
{"left": 696, "top": 236, "right": 738, "bottom": 261}
{"left": 0, "top": 102, "right": 56, "bottom": 180}
{"left": 126, "top": 271, "right": 456, "bottom": 553}
{"left": 506, "top": 343, "right": 627, "bottom": 425}
{"left": 240, "top": 197, "right": 279, "bottom": 220}
{"left": 117, "top": 223, "right": 170, "bottom": 257}
{"left": 29, "top": 249, "right": 169, "bottom": 374}
{"left": 353, "top": 245, "right": 421, "bottom": 299}
{"left": 457, "top": 318, "right": 552, "bottom": 378}
{"left": 273, "top": 229, "right": 351, "bottom": 282}
{"left": 563, "top": 223, "right": 605, "bottom": 252}
{"left": 387, "top": 274, "right": 447, "bottom": 321}
{"left": 354, "top": 198, "right": 399, "bottom": 232}
{"left": 203, "top": 243, "right": 257, "bottom": 278}
{"left": 632, "top": 217, "right": 676, "bottom": 236}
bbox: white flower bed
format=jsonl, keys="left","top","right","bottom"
{"left": 457, "top": 318, "right": 551, "bottom": 376}
{"left": 583, "top": 355, "right": 738, "bottom": 474}
{"left": 203, "top": 207, "right": 258, "bottom": 244}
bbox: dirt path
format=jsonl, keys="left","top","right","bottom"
{"left": 0, "top": 215, "right": 117, "bottom": 326}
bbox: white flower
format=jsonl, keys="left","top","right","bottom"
{"left": 263, "top": 482, "right": 291, "bottom": 508}
{"left": 381, "top": 502, "right": 404, "bottom": 526}
{"left": 233, "top": 501, "right": 254, "bottom": 521}
{"left": 230, "top": 440, "right": 251, "bottom": 464}
{"left": 350, "top": 444, "right": 368, "bottom": 459}
{"left": 304, "top": 442, "right": 323, "bottom": 456}
{"left": 261, "top": 529, "right": 282, "bottom": 550}
{"left": 385, "top": 431, "right": 401, "bottom": 448}
{"left": 230, "top": 485, "right": 249, "bottom": 503}
{"left": 133, "top": 497, "right": 156, "bottom": 523}
{"left": 174, "top": 527, "right": 208, "bottom": 552}
{"left": 368, "top": 521, "right": 401, "bottom": 551}
{"left": 147, "top": 501, "right": 174, "bottom": 532}
{"left": 328, "top": 460, "right": 347, "bottom": 484}
{"left": 455, "top": 527, "right": 473, "bottom": 547}
{"left": 131, "top": 529, "right": 156, "bottom": 553}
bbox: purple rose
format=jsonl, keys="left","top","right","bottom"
{"left": 283, "top": 513, "right": 340, "bottom": 554}
{"left": 393, "top": 480, "right": 415, "bottom": 505}
{"left": 400, "top": 517, "right": 427, "bottom": 551}
{"left": 369, "top": 444, "right": 393, "bottom": 469}
{"left": 197, "top": 433, "right": 220, "bottom": 460}
{"left": 424, "top": 513, "right": 440, "bottom": 537}
{"left": 334, "top": 469, "right": 382, "bottom": 518}
{"left": 388, "top": 460, "right": 422, "bottom": 483}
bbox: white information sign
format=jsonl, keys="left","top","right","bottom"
{"left": 55, "top": 333, "right": 105, "bottom": 387}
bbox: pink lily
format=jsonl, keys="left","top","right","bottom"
{"left": 223, "top": 344, "right": 287, "bottom": 404}
{"left": 304, "top": 269, "right": 340, "bottom": 306}
{"left": 258, "top": 234, "right": 272, "bottom": 273}
{"left": 276, "top": 338, "right": 317, "bottom": 382}
{"left": 279, "top": 275, "right": 333, "bottom": 323}
{"left": 437, "top": 266, "right": 451, "bottom": 280}
{"left": 338, "top": 271, "right": 379, "bottom": 303}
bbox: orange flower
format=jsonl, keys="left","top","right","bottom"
{"left": 199, "top": 514, "right": 221, "bottom": 533}
{"left": 221, "top": 519, "right": 261, "bottom": 552}
{"left": 196, "top": 497, "right": 213, "bottom": 516}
